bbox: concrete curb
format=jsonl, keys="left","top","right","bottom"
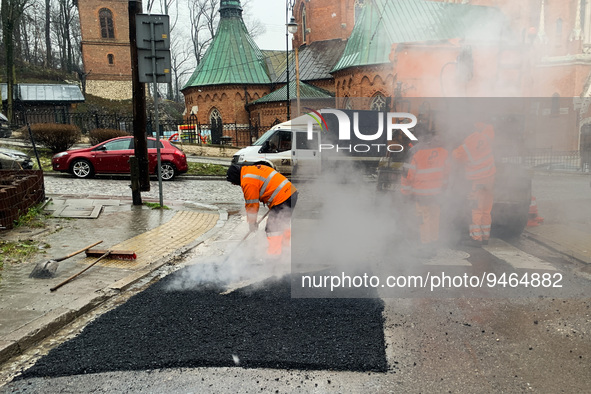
{"left": 41, "top": 172, "right": 227, "bottom": 181}
{"left": 0, "top": 292, "right": 109, "bottom": 365}
{"left": 0, "top": 207, "right": 229, "bottom": 366}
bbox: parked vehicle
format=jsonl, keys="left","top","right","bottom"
{"left": 0, "top": 113, "right": 11, "bottom": 138}
{"left": 0, "top": 147, "right": 34, "bottom": 170}
{"left": 232, "top": 111, "right": 388, "bottom": 177}
{"left": 52, "top": 136, "right": 188, "bottom": 180}
{"left": 232, "top": 119, "right": 317, "bottom": 176}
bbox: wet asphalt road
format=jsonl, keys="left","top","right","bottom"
{"left": 1, "top": 174, "right": 590, "bottom": 392}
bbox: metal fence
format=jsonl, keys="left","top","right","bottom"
{"left": 12, "top": 109, "right": 271, "bottom": 148}
{"left": 152, "top": 119, "right": 269, "bottom": 147}
{"left": 14, "top": 109, "right": 134, "bottom": 134}
{"left": 524, "top": 150, "right": 590, "bottom": 172}
{"left": 501, "top": 150, "right": 591, "bottom": 172}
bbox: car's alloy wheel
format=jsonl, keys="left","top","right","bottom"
{"left": 71, "top": 159, "right": 93, "bottom": 178}
{"left": 160, "top": 163, "right": 176, "bottom": 180}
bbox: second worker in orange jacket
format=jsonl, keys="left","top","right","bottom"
{"left": 452, "top": 122, "right": 496, "bottom": 247}
{"left": 401, "top": 128, "right": 450, "bottom": 256}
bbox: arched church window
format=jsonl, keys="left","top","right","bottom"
{"left": 370, "top": 94, "right": 386, "bottom": 111}
{"left": 210, "top": 108, "right": 222, "bottom": 124}
{"left": 301, "top": 5, "right": 308, "bottom": 43}
{"left": 210, "top": 108, "right": 223, "bottom": 145}
{"left": 99, "top": 8, "right": 115, "bottom": 39}
{"left": 343, "top": 96, "right": 352, "bottom": 110}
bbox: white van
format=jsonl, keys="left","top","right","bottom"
{"left": 231, "top": 116, "right": 321, "bottom": 176}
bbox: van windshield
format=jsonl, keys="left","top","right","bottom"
{"left": 252, "top": 128, "right": 278, "bottom": 146}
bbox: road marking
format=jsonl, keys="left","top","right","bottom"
{"left": 483, "top": 238, "right": 558, "bottom": 271}
{"left": 424, "top": 249, "right": 472, "bottom": 266}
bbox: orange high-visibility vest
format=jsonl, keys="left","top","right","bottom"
{"left": 241, "top": 165, "right": 295, "bottom": 223}
{"left": 453, "top": 123, "right": 496, "bottom": 181}
{"left": 402, "top": 144, "right": 449, "bottom": 196}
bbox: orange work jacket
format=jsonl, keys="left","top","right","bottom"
{"left": 401, "top": 140, "right": 450, "bottom": 197}
{"left": 241, "top": 165, "right": 295, "bottom": 223}
{"left": 453, "top": 123, "right": 496, "bottom": 181}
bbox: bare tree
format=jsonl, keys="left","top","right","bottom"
{"left": 53, "top": 0, "right": 77, "bottom": 72}
{"left": 187, "top": 0, "right": 218, "bottom": 66}
{"left": 44, "top": 0, "right": 51, "bottom": 66}
{"left": 1, "top": 0, "right": 31, "bottom": 120}
{"left": 19, "top": 0, "right": 45, "bottom": 65}
{"left": 170, "top": 36, "right": 193, "bottom": 102}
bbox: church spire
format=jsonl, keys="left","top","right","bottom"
{"left": 220, "top": 0, "right": 243, "bottom": 18}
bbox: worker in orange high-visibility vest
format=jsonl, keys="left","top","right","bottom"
{"left": 452, "top": 122, "right": 496, "bottom": 247}
{"left": 401, "top": 127, "right": 450, "bottom": 257}
{"left": 226, "top": 163, "right": 298, "bottom": 256}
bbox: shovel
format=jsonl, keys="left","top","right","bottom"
{"left": 29, "top": 241, "right": 103, "bottom": 279}
{"left": 50, "top": 250, "right": 113, "bottom": 292}
{"left": 219, "top": 210, "right": 270, "bottom": 266}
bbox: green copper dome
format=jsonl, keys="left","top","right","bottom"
{"left": 183, "top": 0, "right": 270, "bottom": 88}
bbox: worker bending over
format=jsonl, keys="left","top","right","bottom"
{"left": 226, "top": 163, "right": 298, "bottom": 256}
{"left": 452, "top": 122, "right": 496, "bottom": 247}
{"left": 401, "top": 127, "right": 450, "bottom": 257}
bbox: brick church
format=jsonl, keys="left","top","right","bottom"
{"left": 76, "top": 0, "right": 591, "bottom": 152}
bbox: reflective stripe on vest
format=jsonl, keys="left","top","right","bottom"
{"left": 260, "top": 170, "right": 278, "bottom": 198}
{"left": 269, "top": 179, "right": 290, "bottom": 204}
{"left": 415, "top": 166, "right": 445, "bottom": 174}
{"left": 244, "top": 170, "right": 280, "bottom": 200}
{"left": 245, "top": 199, "right": 259, "bottom": 204}
{"left": 243, "top": 174, "right": 266, "bottom": 182}
{"left": 466, "top": 162, "right": 495, "bottom": 177}
{"left": 412, "top": 187, "right": 443, "bottom": 195}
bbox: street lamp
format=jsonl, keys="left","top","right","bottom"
{"left": 286, "top": 10, "right": 298, "bottom": 120}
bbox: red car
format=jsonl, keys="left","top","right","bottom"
{"left": 52, "top": 136, "right": 188, "bottom": 180}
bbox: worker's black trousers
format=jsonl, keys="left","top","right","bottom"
{"left": 265, "top": 191, "right": 299, "bottom": 234}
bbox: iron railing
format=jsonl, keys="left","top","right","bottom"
{"left": 501, "top": 150, "right": 591, "bottom": 172}
{"left": 12, "top": 109, "right": 272, "bottom": 148}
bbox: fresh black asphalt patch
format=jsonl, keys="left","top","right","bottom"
{"left": 19, "top": 271, "right": 387, "bottom": 378}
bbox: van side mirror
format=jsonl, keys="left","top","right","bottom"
{"left": 260, "top": 140, "right": 270, "bottom": 153}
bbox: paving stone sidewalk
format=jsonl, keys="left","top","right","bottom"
{"left": 0, "top": 195, "right": 226, "bottom": 364}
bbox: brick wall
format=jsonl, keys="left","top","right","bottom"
{"left": 183, "top": 85, "right": 271, "bottom": 125}
{"left": 0, "top": 171, "right": 45, "bottom": 230}
{"left": 333, "top": 64, "right": 395, "bottom": 107}
{"left": 78, "top": 0, "right": 132, "bottom": 82}
{"left": 293, "top": 0, "right": 355, "bottom": 47}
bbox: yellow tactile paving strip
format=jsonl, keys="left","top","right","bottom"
{"left": 77, "top": 211, "right": 219, "bottom": 269}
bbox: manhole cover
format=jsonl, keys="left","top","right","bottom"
{"left": 52, "top": 205, "right": 103, "bottom": 219}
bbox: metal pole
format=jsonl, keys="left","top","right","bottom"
{"left": 129, "top": 0, "right": 150, "bottom": 199}
{"left": 27, "top": 123, "right": 42, "bottom": 170}
{"left": 285, "top": 1, "right": 290, "bottom": 121}
{"left": 295, "top": 46, "right": 301, "bottom": 117}
{"left": 150, "top": 20, "right": 164, "bottom": 207}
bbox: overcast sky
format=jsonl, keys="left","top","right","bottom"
{"left": 249, "top": 0, "right": 289, "bottom": 50}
